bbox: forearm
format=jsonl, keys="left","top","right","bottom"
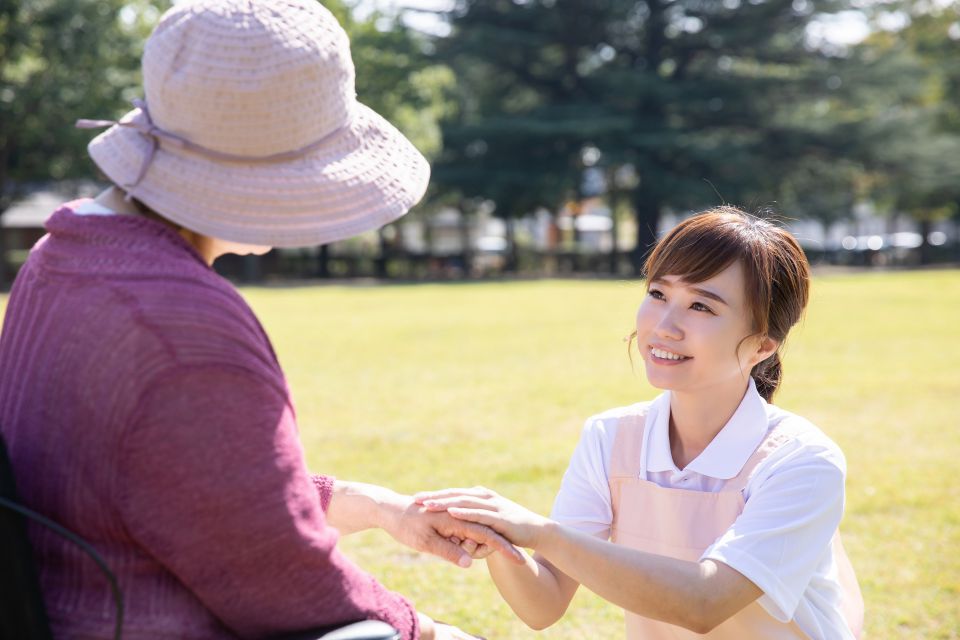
{"left": 536, "top": 522, "right": 759, "bottom": 633}
{"left": 486, "top": 549, "right": 573, "bottom": 630}
{"left": 326, "top": 480, "right": 406, "bottom": 535}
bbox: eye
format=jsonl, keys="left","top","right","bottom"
{"left": 691, "top": 301, "right": 715, "bottom": 314}
{"left": 647, "top": 288, "right": 665, "bottom": 301}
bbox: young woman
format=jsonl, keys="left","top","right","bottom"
{"left": 0, "top": 1, "right": 520, "bottom": 638}
{"left": 417, "top": 207, "right": 864, "bottom": 639}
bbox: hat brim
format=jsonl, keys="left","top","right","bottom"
{"left": 87, "top": 103, "right": 430, "bottom": 248}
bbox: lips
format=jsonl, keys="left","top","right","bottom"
{"left": 649, "top": 346, "right": 691, "bottom": 361}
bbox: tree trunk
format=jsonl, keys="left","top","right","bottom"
{"left": 504, "top": 217, "right": 518, "bottom": 272}
{"left": 376, "top": 227, "right": 388, "bottom": 279}
{"left": 955, "top": 212, "right": 960, "bottom": 264}
{"left": 458, "top": 203, "right": 472, "bottom": 277}
{"left": 631, "top": 187, "right": 661, "bottom": 276}
{"left": 423, "top": 213, "right": 434, "bottom": 262}
{"left": 317, "top": 244, "right": 330, "bottom": 279}
{"left": 0, "top": 219, "right": 8, "bottom": 290}
{"left": 609, "top": 207, "right": 620, "bottom": 274}
{"left": 607, "top": 175, "right": 621, "bottom": 275}
{"left": 918, "top": 218, "right": 932, "bottom": 266}
{"left": 242, "top": 254, "right": 261, "bottom": 283}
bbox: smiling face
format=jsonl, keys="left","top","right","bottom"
{"left": 636, "top": 260, "right": 777, "bottom": 397}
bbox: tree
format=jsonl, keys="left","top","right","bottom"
{"left": 432, "top": 0, "right": 866, "bottom": 272}
{"left": 315, "top": 1, "right": 458, "bottom": 277}
{"left": 0, "top": 0, "right": 455, "bottom": 285}
{"left": 430, "top": 0, "right": 619, "bottom": 267}
{"left": 0, "top": 0, "right": 162, "bottom": 286}
{"left": 854, "top": 3, "right": 960, "bottom": 262}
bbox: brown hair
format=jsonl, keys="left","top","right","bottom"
{"left": 641, "top": 206, "right": 810, "bottom": 401}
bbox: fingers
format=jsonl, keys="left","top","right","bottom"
{"left": 421, "top": 496, "right": 499, "bottom": 512}
{"left": 441, "top": 517, "right": 523, "bottom": 564}
{"left": 413, "top": 486, "right": 497, "bottom": 504}
{"left": 427, "top": 535, "right": 473, "bottom": 568}
{"left": 448, "top": 536, "right": 491, "bottom": 559}
{"left": 447, "top": 507, "right": 497, "bottom": 525}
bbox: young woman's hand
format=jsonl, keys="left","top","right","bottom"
{"left": 413, "top": 487, "right": 551, "bottom": 550}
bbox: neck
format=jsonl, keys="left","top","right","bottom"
{"left": 93, "top": 187, "right": 217, "bottom": 265}
{"left": 667, "top": 377, "right": 751, "bottom": 469}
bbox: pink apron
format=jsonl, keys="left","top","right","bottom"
{"left": 608, "top": 412, "right": 864, "bottom": 639}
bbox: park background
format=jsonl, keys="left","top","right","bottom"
{"left": 3, "top": 0, "right": 960, "bottom": 283}
{"left": 1, "top": 0, "right": 959, "bottom": 638}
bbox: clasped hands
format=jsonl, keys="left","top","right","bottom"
{"left": 400, "top": 487, "right": 550, "bottom": 640}
{"left": 413, "top": 486, "right": 550, "bottom": 558}
{"left": 328, "top": 482, "right": 545, "bottom": 639}
{"left": 328, "top": 481, "right": 526, "bottom": 568}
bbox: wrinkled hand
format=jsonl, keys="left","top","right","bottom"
{"left": 413, "top": 487, "right": 551, "bottom": 550}
{"left": 445, "top": 534, "right": 490, "bottom": 561}
{"left": 383, "top": 497, "right": 524, "bottom": 567}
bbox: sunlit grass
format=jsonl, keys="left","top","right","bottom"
{"left": 1, "top": 269, "right": 957, "bottom": 638}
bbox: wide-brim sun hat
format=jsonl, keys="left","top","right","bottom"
{"left": 79, "top": 0, "right": 430, "bottom": 248}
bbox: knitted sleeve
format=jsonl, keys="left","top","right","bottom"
{"left": 312, "top": 474, "right": 336, "bottom": 512}
{"left": 117, "top": 364, "right": 419, "bottom": 639}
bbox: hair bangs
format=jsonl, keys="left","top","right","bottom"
{"left": 643, "top": 211, "right": 751, "bottom": 285}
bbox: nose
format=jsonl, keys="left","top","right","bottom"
{"left": 654, "top": 306, "right": 683, "bottom": 341}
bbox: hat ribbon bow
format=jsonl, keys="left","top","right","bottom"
{"left": 77, "top": 99, "right": 345, "bottom": 194}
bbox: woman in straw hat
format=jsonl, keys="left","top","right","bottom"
{"left": 0, "top": 1, "right": 523, "bottom": 638}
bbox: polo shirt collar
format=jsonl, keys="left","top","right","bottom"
{"left": 645, "top": 377, "right": 769, "bottom": 479}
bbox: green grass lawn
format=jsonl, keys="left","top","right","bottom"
{"left": 2, "top": 270, "right": 958, "bottom": 638}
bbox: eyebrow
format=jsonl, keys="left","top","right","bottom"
{"left": 690, "top": 287, "right": 729, "bottom": 306}
{"left": 650, "top": 278, "right": 730, "bottom": 307}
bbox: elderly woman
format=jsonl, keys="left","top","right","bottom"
{"left": 0, "top": 1, "right": 520, "bottom": 638}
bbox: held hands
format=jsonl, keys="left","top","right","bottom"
{"left": 413, "top": 486, "right": 551, "bottom": 551}
{"left": 380, "top": 494, "right": 524, "bottom": 568}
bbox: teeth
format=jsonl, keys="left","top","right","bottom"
{"left": 652, "top": 347, "right": 687, "bottom": 361}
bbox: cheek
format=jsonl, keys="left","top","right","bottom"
{"left": 635, "top": 300, "right": 656, "bottom": 332}
{"left": 633, "top": 305, "right": 654, "bottom": 358}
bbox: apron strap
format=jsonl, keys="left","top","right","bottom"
{"left": 609, "top": 411, "right": 649, "bottom": 479}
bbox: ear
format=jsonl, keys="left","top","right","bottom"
{"left": 750, "top": 334, "right": 780, "bottom": 368}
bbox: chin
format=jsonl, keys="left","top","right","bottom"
{"left": 643, "top": 366, "right": 677, "bottom": 391}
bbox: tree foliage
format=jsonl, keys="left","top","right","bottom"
{"left": 0, "top": 0, "right": 159, "bottom": 210}
{"left": 856, "top": 3, "right": 960, "bottom": 225}
{"left": 432, "top": 0, "right": 881, "bottom": 268}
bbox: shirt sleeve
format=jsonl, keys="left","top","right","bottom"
{"left": 117, "top": 364, "right": 418, "bottom": 640}
{"left": 549, "top": 415, "right": 617, "bottom": 539}
{"left": 701, "top": 440, "right": 846, "bottom": 622}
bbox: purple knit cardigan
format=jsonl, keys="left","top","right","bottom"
{"left": 0, "top": 202, "right": 418, "bottom": 639}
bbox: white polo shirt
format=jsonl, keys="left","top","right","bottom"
{"left": 550, "top": 378, "right": 853, "bottom": 640}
